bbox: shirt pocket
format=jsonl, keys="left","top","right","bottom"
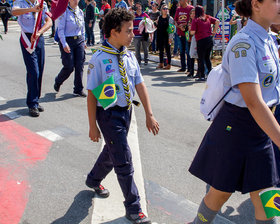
{"left": 257, "top": 59, "right": 277, "bottom": 88}
{"left": 258, "top": 59, "right": 277, "bottom": 75}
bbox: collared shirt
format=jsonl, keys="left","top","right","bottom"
{"left": 223, "top": 19, "right": 280, "bottom": 108}
{"left": 57, "top": 5, "right": 85, "bottom": 48}
{"left": 115, "top": 0, "right": 128, "bottom": 9}
{"left": 13, "top": 0, "right": 49, "bottom": 33}
{"left": 87, "top": 40, "right": 144, "bottom": 108}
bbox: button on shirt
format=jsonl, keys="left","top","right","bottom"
{"left": 13, "top": 0, "right": 49, "bottom": 33}
{"left": 57, "top": 5, "right": 85, "bottom": 48}
{"left": 87, "top": 41, "right": 144, "bottom": 108}
{"left": 223, "top": 19, "right": 280, "bottom": 108}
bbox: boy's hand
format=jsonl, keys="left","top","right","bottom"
{"left": 89, "top": 125, "right": 101, "bottom": 142}
{"left": 146, "top": 115, "right": 159, "bottom": 135}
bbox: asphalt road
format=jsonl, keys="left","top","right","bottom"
{"left": 0, "top": 21, "right": 267, "bottom": 224}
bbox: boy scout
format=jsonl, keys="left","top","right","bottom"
{"left": 86, "top": 8, "right": 159, "bottom": 224}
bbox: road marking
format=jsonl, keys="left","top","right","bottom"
{"left": 0, "top": 114, "right": 52, "bottom": 224}
{"left": 91, "top": 110, "right": 149, "bottom": 224}
{"left": 0, "top": 96, "right": 5, "bottom": 101}
{"left": 36, "top": 130, "right": 64, "bottom": 142}
{"left": 1, "top": 110, "right": 21, "bottom": 119}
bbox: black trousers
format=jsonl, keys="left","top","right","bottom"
{"left": 55, "top": 37, "right": 85, "bottom": 93}
{"left": 197, "top": 36, "right": 213, "bottom": 78}
{"left": 86, "top": 107, "right": 141, "bottom": 214}
{"left": 1, "top": 13, "right": 8, "bottom": 33}
{"left": 158, "top": 36, "right": 171, "bottom": 64}
{"left": 85, "top": 21, "right": 95, "bottom": 45}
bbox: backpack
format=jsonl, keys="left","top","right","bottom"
{"left": 200, "top": 64, "right": 232, "bottom": 121}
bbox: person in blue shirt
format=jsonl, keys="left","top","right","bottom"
{"left": 54, "top": 0, "right": 87, "bottom": 97}
{"left": 115, "top": 0, "right": 128, "bottom": 9}
{"left": 12, "top": 0, "right": 52, "bottom": 117}
{"left": 86, "top": 8, "right": 159, "bottom": 224}
{"left": 189, "top": 0, "right": 280, "bottom": 223}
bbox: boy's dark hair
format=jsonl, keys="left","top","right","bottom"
{"left": 103, "top": 8, "right": 135, "bottom": 38}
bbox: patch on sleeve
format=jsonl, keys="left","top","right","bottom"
{"left": 231, "top": 42, "right": 251, "bottom": 58}
{"left": 87, "top": 63, "right": 94, "bottom": 75}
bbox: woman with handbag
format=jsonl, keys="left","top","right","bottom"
{"left": 155, "top": 4, "right": 174, "bottom": 69}
{"left": 189, "top": 0, "right": 280, "bottom": 223}
{"left": 0, "top": 0, "right": 11, "bottom": 34}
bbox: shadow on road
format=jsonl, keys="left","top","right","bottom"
{"left": 51, "top": 190, "right": 95, "bottom": 224}
{"left": 219, "top": 199, "right": 255, "bottom": 224}
{"left": 0, "top": 93, "right": 78, "bottom": 120}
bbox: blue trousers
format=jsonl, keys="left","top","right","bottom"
{"left": 20, "top": 34, "right": 45, "bottom": 109}
{"left": 55, "top": 36, "right": 85, "bottom": 93}
{"left": 179, "top": 35, "right": 191, "bottom": 71}
{"left": 173, "top": 32, "right": 180, "bottom": 55}
{"left": 87, "top": 107, "right": 141, "bottom": 214}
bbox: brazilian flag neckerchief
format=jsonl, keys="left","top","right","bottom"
{"left": 99, "top": 42, "right": 131, "bottom": 110}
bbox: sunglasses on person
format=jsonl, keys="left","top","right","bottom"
{"left": 162, "top": 7, "right": 168, "bottom": 10}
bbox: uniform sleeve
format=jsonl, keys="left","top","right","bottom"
{"left": 57, "top": 12, "right": 68, "bottom": 48}
{"left": 42, "top": 2, "right": 49, "bottom": 23}
{"left": 227, "top": 38, "right": 259, "bottom": 86}
{"left": 87, "top": 53, "right": 102, "bottom": 90}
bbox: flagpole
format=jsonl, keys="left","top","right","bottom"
{"left": 31, "top": 0, "right": 44, "bottom": 50}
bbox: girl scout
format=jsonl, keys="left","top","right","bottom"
{"left": 189, "top": 0, "right": 280, "bottom": 223}
{"left": 54, "top": 0, "right": 86, "bottom": 97}
{"left": 12, "top": 0, "right": 52, "bottom": 117}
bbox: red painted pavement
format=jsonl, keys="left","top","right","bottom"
{"left": 0, "top": 115, "right": 52, "bottom": 224}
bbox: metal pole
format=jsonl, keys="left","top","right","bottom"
{"left": 222, "top": 0, "right": 225, "bottom": 55}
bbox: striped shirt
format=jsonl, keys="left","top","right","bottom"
{"left": 133, "top": 12, "right": 149, "bottom": 37}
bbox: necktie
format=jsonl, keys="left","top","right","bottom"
{"left": 99, "top": 44, "right": 132, "bottom": 109}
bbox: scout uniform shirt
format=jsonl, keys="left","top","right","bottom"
{"left": 13, "top": 0, "right": 49, "bottom": 33}
{"left": 87, "top": 41, "right": 144, "bottom": 108}
{"left": 57, "top": 4, "right": 85, "bottom": 48}
{"left": 223, "top": 19, "right": 280, "bottom": 108}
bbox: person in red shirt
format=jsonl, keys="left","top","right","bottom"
{"left": 190, "top": 5, "right": 219, "bottom": 81}
{"left": 174, "top": 0, "right": 194, "bottom": 72}
{"left": 101, "top": 0, "right": 111, "bottom": 11}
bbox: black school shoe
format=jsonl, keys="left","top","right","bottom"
{"left": 126, "top": 212, "right": 151, "bottom": 224}
{"left": 85, "top": 179, "right": 110, "bottom": 198}
{"left": 29, "top": 107, "right": 40, "bottom": 117}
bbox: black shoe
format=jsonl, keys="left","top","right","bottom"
{"left": 54, "top": 83, "right": 60, "bottom": 92}
{"left": 195, "top": 77, "right": 206, "bottom": 82}
{"left": 38, "top": 104, "right": 44, "bottom": 112}
{"left": 29, "top": 107, "right": 40, "bottom": 117}
{"left": 126, "top": 212, "right": 151, "bottom": 224}
{"left": 144, "top": 61, "right": 148, "bottom": 65}
{"left": 73, "top": 91, "right": 87, "bottom": 97}
{"left": 177, "top": 68, "right": 186, "bottom": 72}
{"left": 85, "top": 179, "right": 110, "bottom": 198}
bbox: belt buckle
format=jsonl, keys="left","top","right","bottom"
{"left": 74, "top": 36, "right": 77, "bottom": 40}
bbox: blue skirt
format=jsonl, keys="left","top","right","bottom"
{"left": 189, "top": 102, "right": 279, "bottom": 194}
